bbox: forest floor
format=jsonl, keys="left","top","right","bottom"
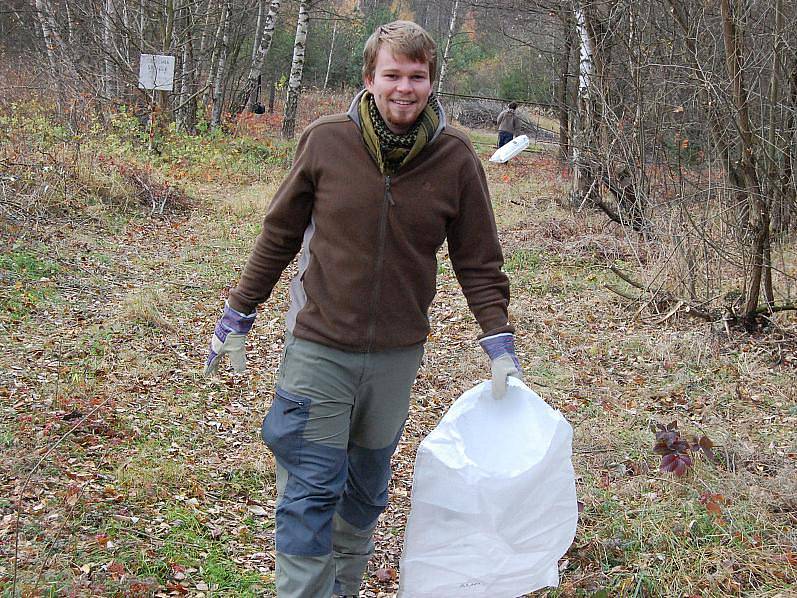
{"left": 1, "top": 101, "right": 797, "bottom": 597}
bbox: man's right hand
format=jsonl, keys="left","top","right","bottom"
{"left": 204, "top": 302, "right": 257, "bottom": 375}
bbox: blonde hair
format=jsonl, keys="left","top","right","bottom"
{"left": 362, "top": 21, "right": 438, "bottom": 84}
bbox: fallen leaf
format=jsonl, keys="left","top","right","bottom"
{"left": 107, "top": 561, "right": 125, "bottom": 578}
{"left": 247, "top": 505, "right": 268, "bottom": 517}
{"left": 166, "top": 581, "right": 189, "bottom": 594}
{"left": 375, "top": 567, "right": 397, "bottom": 583}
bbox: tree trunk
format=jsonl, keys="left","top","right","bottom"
{"left": 782, "top": 62, "right": 797, "bottom": 230}
{"left": 437, "top": 0, "right": 459, "bottom": 94}
{"left": 157, "top": 0, "right": 176, "bottom": 123}
{"left": 282, "top": 0, "right": 308, "bottom": 140}
{"left": 119, "top": 0, "right": 128, "bottom": 62}
{"left": 242, "top": 0, "right": 281, "bottom": 112}
{"left": 139, "top": 0, "right": 145, "bottom": 50}
{"left": 32, "top": 0, "right": 80, "bottom": 108}
{"left": 203, "top": 0, "right": 226, "bottom": 108}
{"left": 572, "top": 3, "right": 597, "bottom": 206}
{"left": 64, "top": 0, "right": 73, "bottom": 45}
{"left": 177, "top": 0, "right": 197, "bottom": 133}
{"left": 719, "top": 0, "right": 769, "bottom": 317}
{"left": 666, "top": 0, "right": 747, "bottom": 215}
{"left": 33, "top": 0, "right": 65, "bottom": 107}
{"left": 210, "top": 0, "right": 230, "bottom": 128}
{"left": 268, "top": 77, "right": 276, "bottom": 113}
{"left": 323, "top": 18, "right": 337, "bottom": 90}
{"left": 163, "top": 0, "right": 175, "bottom": 52}
{"left": 252, "top": 0, "right": 265, "bottom": 63}
{"left": 556, "top": 5, "right": 573, "bottom": 163}
{"left": 103, "top": 0, "right": 116, "bottom": 99}
{"left": 767, "top": 0, "right": 788, "bottom": 232}
{"left": 198, "top": 0, "right": 215, "bottom": 63}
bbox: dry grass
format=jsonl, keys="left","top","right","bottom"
{"left": 1, "top": 104, "right": 796, "bottom": 597}
{"left": 204, "top": 180, "right": 281, "bottom": 221}
{"left": 119, "top": 288, "right": 175, "bottom": 331}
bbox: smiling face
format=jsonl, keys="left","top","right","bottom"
{"left": 364, "top": 46, "right": 432, "bottom": 135}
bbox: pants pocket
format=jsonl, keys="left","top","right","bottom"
{"left": 261, "top": 387, "right": 310, "bottom": 468}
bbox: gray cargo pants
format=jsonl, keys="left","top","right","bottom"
{"left": 261, "top": 333, "right": 424, "bottom": 597}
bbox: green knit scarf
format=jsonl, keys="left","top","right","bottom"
{"left": 358, "top": 91, "right": 440, "bottom": 175}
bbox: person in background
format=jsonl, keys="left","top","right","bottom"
{"left": 204, "top": 20, "right": 521, "bottom": 598}
{"left": 496, "top": 101, "right": 519, "bottom": 148}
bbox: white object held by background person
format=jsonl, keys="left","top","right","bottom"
{"left": 397, "top": 377, "right": 578, "bottom": 598}
{"left": 489, "top": 134, "right": 529, "bottom": 163}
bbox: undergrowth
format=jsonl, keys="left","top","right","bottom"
{"left": 0, "top": 99, "right": 295, "bottom": 240}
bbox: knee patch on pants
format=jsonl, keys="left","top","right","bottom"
{"left": 338, "top": 426, "right": 403, "bottom": 530}
{"left": 263, "top": 388, "right": 348, "bottom": 556}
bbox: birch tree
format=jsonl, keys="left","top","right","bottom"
{"left": 203, "top": 1, "right": 227, "bottom": 108}
{"left": 282, "top": 0, "right": 309, "bottom": 139}
{"left": 241, "top": 0, "right": 281, "bottom": 112}
{"left": 436, "top": 0, "right": 459, "bottom": 94}
{"left": 571, "top": 3, "right": 597, "bottom": 207}
{"left": 323, "top": 18, "right": 337, "bottom": 90}
{"left": 210, "top": 0, "right": 230, "bottom": 128}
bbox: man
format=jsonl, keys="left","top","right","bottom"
{"left": 205, "top": 21, "right": 521, "bottom": 598}
{"left": 496, "top": 101, "right": 519, "bottom": 148}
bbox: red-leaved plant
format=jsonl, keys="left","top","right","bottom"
{"left": 652, "top": 421, "right": 715, "bottom": 477}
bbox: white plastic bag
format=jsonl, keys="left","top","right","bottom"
{"left": 397, "top": 377, "right": 578, "bottom": 598}
{"left": 489, "top": 134, "right": 530, "bottom": 163}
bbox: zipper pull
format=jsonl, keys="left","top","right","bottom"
{"left": 385, "top": 176, "right": 395, "bottom": 206}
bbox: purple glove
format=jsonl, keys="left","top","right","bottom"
{"left": 479, "top": 333, "right": 522, "bottom": 399}
{"left": 204, "top": 301, "right": 256, "bottom": 375}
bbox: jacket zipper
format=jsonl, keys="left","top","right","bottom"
{"left": 366, "top": 175, "right": 394, "bottom": 351}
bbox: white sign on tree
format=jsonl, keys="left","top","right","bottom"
{"left": 138, "top": 54, "right": 175, "bottom": 91}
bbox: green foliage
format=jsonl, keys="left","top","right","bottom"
{"left": 454, "top": 47, "right": 553, "bottom": 103}
{"left": 221, "top": 467, "right": 274, "bottom": 502}
{"left": 449, "top": 38, "right": 489, "bottom": 83}
{"left": 0, "top": 55, "right": 390, "bottom": 218}
{"left": 100, "top": 105, "right": 291, "bottom": 183}
{"left": 499, "top": 64, "right": 551, "bottom": 104}
{"left": 263, "top": 26, "right": 297, "bottom": 83}
{"left": 108, "top": 105, "right": 148, "bottom": 147}
{"left": 499, "top": 68, "right": 528, "bottom": 101}
{"left": 336, "top": 6, "right": 398, "bottom": 88}
{"left": 0, "top": 101, "right": 75, "bottom": 146}
{"left": 154, "top": 505, "right": 266, "bottom": 594}
{"left": 0, "top": 250, "right": 58, "bottom": 279}
{"left": 0, "top": 428, "right": 13, "bottom": 448}
{"left": 305, "top": 17, "right": 369, "bottom": 89}
{"left": 504, "top": 249, "right": 541, "bottom": 273}
{"left": 0, "top": 250, "right": 59, "bottom": 320}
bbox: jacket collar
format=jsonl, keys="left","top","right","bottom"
{"left": 346, "top": 88, "right": 446, "bottom": 144}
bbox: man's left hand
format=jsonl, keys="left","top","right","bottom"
{"left": 479, "top": 333, "right": 523, "bottom": 399}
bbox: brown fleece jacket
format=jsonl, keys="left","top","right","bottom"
{"left": 227, "top": 112, "right": 513, "bottom": 352}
